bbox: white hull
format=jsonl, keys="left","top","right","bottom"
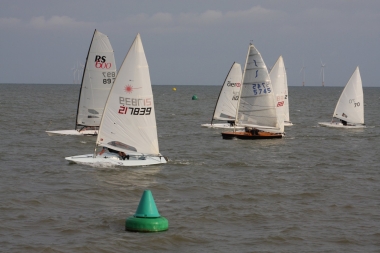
{"left": 65, "top": 153, "right": 167, "bottom": 166}
{"left": 201, "top": 123, "right": 244, "bottom": 129}
{"left": 46, "top": 129, "right": 98, "bottom": 136}
{"left": 318, "top": 122, "right": 366, "bottom": 129}
{"left": 284, "top": 121, "right": 293, "bottom": 126}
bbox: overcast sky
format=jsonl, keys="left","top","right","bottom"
{"left": 1, "top": 0, "right": 379, "bottom": 86}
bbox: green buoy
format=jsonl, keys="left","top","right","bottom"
{"left": 125, "top": 190, "right": 168, "bottom": 232}
{"left": 192, "top": 95, "right": 198, "bottom": 100}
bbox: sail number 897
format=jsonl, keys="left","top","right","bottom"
{"left": 252, "top": 83, "right": 271, "bottom": 95}
{"left": 102, "top": 72, "right": 116, "bottom": 84}
{"left": 118, "top": 106, "right": 151, "bottom": 115}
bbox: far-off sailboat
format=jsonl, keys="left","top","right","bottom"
{"left": 270, "top": 56, "right": 292, "bottom": 126}
{"left": 201, "top": 62, "right": 244, "bottom": 129}
{"left": 318, "top": 67, "right": 365, "bottom": 128}
{"left": 222, "top": 43, "right": 284, "bottom": 140}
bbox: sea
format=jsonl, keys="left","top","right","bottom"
{"left": 0, "top": 84, "right": 379, "bottom": 253}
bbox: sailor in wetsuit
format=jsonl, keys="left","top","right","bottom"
{"left": 109, "top": 148, "right": 129, "bottom": 160}
{"left": 118, "top": 151, "right": 129, "bottom": 160}
{"left": 99, "top": 147, "right": 129, "bottom": 160}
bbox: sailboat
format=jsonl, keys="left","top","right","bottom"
{"left": 66, "top": 33, "right": 167, "bottom": 166}
{"left": 269, "top": 56, "right": 293, "bottom": 126}
{"left": 46, "top": 29, "right": 117, "bottom": 136}
{"left": 221, "top": 43, "right": 284, "bottom": 140}
{"left": 318, "top": 66, "right": 365, "bottom": 128}
{"left": 201, "top": 62, "right": 244, "bottom": 129}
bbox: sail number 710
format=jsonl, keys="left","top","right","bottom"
{"left": 349, "top": 99, "right": 360, "bottom": 107}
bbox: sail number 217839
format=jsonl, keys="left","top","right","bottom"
{"left": 118, "top": 106, "right": 151, "bottom": 115}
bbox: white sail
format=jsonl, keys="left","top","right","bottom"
{"left": 212, "top": 62, "right": 242, "bottom": 122}
{"left": 96, "top": 33, "right": 160, "bottom": 155}
{"left": 333, "top": 67, "right": 364, "bottom": 124}
{"left": 76, "top": 30, "right": 117, "bottom": 128}
{"left": 269, "top": 56, "right": 287, "bottom": 128}
{"left": 236, "top": 44, "right": 283, "bottom": 133}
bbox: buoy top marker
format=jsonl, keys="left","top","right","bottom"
{"left": 126, "top": 189, "right": 169, "bottom": 232}
{"left": 134, "top": 190, "right": 161, "bottom": 218}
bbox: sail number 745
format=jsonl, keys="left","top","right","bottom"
{"left": 118, "top": 106, "right": 151, "bottom": 115}
{"left": 252, "top": 83, "right": 271, "bottom": 95}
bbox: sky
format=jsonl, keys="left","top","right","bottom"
{"left": 1, "top": 0, "right": 379, "bottom": 86}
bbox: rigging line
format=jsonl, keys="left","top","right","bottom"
{"left": 89, "top": 72, "right": 96, "bottom": 118}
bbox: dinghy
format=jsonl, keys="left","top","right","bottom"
{"left": 66, "top": 33, "right": 167, "bottom": 166}
{"left": 270, "top": 56, "right": 293, "bottom": 126}
{"left": 201, "top": 62, "right": 244, "bottom": 129}
{"left": 222, "top": 43, "right": 284, "bottom": 140}
{"left": 318, "top": 67, "right": 365, "bottom": 129}
{"left": 46, "top": 29, "right": 117, "bottom": 136}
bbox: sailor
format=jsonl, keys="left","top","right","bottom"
{"left": 108, "top": 148, "right": 127, "bottom": 160}
{"left": 98, "top": 147, "right": 108, "bottom": 155}
{"left": 118, "top": 151, "right": 128, "bottom": 160}
{"left": 98, "top": 147, "right": 121, "bottom": 160}
{"left": 245, "top": 127, "right": 252, "bottom": 132}
{"left": 251, "top": 128, "right": 259, "bottom": 135}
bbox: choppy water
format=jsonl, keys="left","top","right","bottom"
{"left": 0, "top": 84, "right": 380, "bottom": 252}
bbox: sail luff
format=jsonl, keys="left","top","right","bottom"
{"left": 235, "top": 46, "right": 251, "bottom": 125}
{"left": 75, "top": 29, "right": 96, "bottom": 130}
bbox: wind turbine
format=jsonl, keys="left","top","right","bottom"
{"left": 71, "top": 64, "right": 77, "bottom": 84}
{"left": 300, "top": 59, "right": 305, "bottom": 86}
{"left": 320, "top": 59, "right": 326, "bottom": 87}
{"left": 72, "top": 60, "right": 84, "bottom": 84}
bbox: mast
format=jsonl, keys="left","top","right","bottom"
{"left": 233, "top": 43, "right": 251, "bottom": 132}
{"left": 74, "top": 29, "right": 97, "bottom": 130}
